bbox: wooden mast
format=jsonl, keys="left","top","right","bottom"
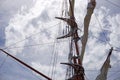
{"left": 56, "top": 0, "right": 85, "bottom": 80}
{"left": 56, "top": 0, "right": 96, "bottom": 80}
{"left": 69, "top": 0, "right": 81, "bottom": 65}
{"left": 68, "top": 0, "right": 84, "bottom": 80}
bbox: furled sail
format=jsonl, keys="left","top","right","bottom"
{"left": 80, "top": 0, "right": 96, "bottom": 62}
{"left": 95, "top": 47, "right": 113, "bottom": 80}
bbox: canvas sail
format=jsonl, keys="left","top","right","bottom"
{"left": 80, "top": 0, "right": 96, "bottom": 62}
{"left": 95, "top": 47, "right": 113, "bottom": 80}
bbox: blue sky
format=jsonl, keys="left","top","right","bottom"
{"left": 0, "top": 0, "right": 120, "bottom": 80}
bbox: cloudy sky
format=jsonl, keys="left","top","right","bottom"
{"left": 0, "top": 0, "right": 120, "bottom": 80}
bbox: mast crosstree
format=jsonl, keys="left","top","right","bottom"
{"left": 56, "top": 0, "right": 96, "bottom": 80}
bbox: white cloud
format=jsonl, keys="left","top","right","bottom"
{"left": 0, "top": 0, "right": 120, "bottom": 80}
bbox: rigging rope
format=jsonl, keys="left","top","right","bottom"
{"left": 53, "top": 45, "right": 59, "bottom": 80}
{"left": 50, "top": 18, "right": 62, "bottom": 80}
{"left": 50, "top": 26, "right": 63, "bottom": 80}
{"left": 3, "top": 22, "right": 60, "bottom": 50}
{"left": 2, "top": 0, "right": 120, "bottom": 80}
{"left": 105, "top": 0, "right": 120, "bottom": 9}
{"left": 50, "top": 42, "right": 58, "bottom": 79}
{"left": 93, "top": 14, "right": 120, "bottom": 52}
{"left": 114, "top": 47, "right": 120, "bottom": 52}
{"left": 107, "top": 70, "right": 120, "bottom": 80}
{"left": 4, "top": 40, "right": 69, "bottom": 49}
{"left": 113, "top": 76, "right": 120, "bottom": 80}
{"left": 0, "top": 54, "right": 8, "bottom": 71}
{"left": 14, "top": 58, "right": 41, "bottom": 80}
{"left": 107, "top": 59, "right": 120, "bottom": 79}
{"left": 48, "top": 40, "right": 57, "bottom": 78}
{"left": 0, "top": 52, "right": 42, "bottom": 80}
{"left": 85, "top": 74, "right": 90, "bottom": 80}
{"left": 94, "top": 14, "right": 112, "bottom": 47}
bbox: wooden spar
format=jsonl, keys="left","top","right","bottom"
{"left": 0, "top": 49, "right": 52, "bottom": 80}
{"left": 68, "top": 0, "right": 81, "bottom": 65}
{"left": 58, "top": 0, "right": 85, "bottom": 80}
{"left": 69, "top": 0, "right": 75, "bottom": 18}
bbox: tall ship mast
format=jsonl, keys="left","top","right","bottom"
{"left": 0, "top": 0, "right": 119, "bottom": 80}
{"left": 55, "top": 0, "right": 96, "bottom": 80}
